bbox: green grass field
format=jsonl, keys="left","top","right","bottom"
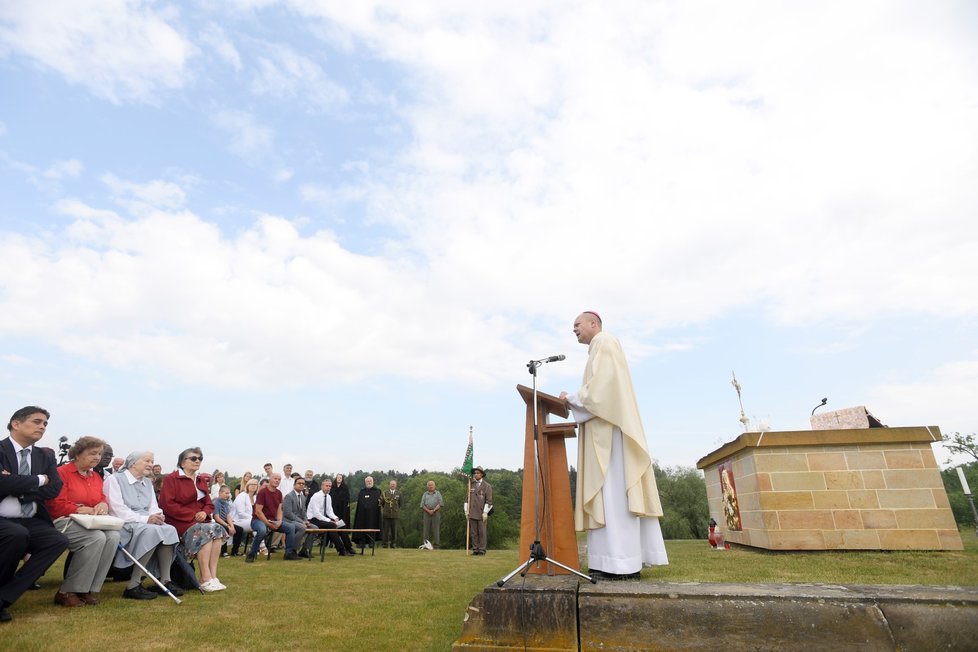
{"left": 3, "top": 531, "right": 976, "bottom": 651}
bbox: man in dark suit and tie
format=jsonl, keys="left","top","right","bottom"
{"left": 282, "top": 477, "right": 313, "bottom": 559}
{"left": 0, "top": 406, "right": 70, "bottom": 622}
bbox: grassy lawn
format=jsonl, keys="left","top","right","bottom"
{"left": 3, "top": 531, "right": 975, "bottom": 650}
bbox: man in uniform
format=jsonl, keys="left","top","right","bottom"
{"left": 464, "top": 467, "right": 492, "bottom": 555}
{"left": 380, "top": 479, "right": 402, "bottom": 548}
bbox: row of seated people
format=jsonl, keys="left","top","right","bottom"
{"left": 1, "top": 406, "right": 380, "bottom": 623}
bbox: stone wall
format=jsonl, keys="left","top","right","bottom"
{"left": 697, "top": 427, "right": 962, "bottom": 550}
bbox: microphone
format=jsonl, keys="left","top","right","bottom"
{"left": 541, "top": 355, "right": 565, "bottom": 363}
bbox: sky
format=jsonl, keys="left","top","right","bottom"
{"left": 1, "top": 1, "right": 976, "bottom": 479}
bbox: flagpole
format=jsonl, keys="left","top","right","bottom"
{"left": 466, "top": 476, "right": 472, "bottom": 555}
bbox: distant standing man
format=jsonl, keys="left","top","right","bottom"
{"left": 560, "top": 311, "right": 668, "bottom": 580}
{"left": 0, "top": 406, "right": 70, "bottom": 623}
{"left": 352, "top": 476, "right": 381, "bottom": 550}
{"left": 420, "top": 480, "right": 443, "bottom": 548}
{"left": 464, "top": 467, "right": 492, "bottom": 555}
{"left": 380, "top": 480, "right": 402, "bottom": 548}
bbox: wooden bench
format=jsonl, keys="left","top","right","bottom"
{"left": 304, "top": 528, "right": 381, "bottom": 562}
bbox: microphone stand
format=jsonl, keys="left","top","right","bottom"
{"left": 496, "top": 358, "right": 594, "bottom": 586}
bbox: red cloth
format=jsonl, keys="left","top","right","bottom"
{"left": 45, "top": 463, "right": 107, "bottom": 520}
{"left": 255, "top": 486, "right": 283, "bottom": 522}
{"left": 159, "top": 471, "right": 214, "bottom": 537}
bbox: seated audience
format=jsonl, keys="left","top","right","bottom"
{"left": 282, "top": 477, "right": 313, "bottom": 559}
{"left": 230, "top": 478, "right": 258, "bottom": 556}
{"left": 0, "top": 406, "right": 69, "bottom": 623}
{"left": 105, "top": 451, "right": 183, "bottom": 600}
{"left": 45, "top": 436, "right": 121, "bottom": 607}
{"left": 209, "top": 471, "right": 225, "bottom": 499}
{"left": 234, "top": 471, "right": 253, "bottom": 498}
{"left": 212, "top": 485, "right": 234, "bottom": 556}
{"left": 307, "top": 477, "right": 355, "bottom": 556}
{"left": 251, "top": 473, "right": 299, "bottom": 562}
{"left": 159, "top": 447, "right": 228, "bottom": 592}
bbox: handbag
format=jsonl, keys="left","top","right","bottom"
{"left": 68, "top": 513, "right": 124, "bottom": 531}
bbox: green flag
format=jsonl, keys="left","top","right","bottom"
{"left": 461, "top": 429, "right": 474, "bottom": 476}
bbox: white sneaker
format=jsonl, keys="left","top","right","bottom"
{"left": 200, "top": 579, "right": 225, "bottom": 592}
{"left": 212, "top": 578, "right": 227, "bottom": 590}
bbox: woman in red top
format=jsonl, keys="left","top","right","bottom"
{"left": 159, "top": 447, "right": 228, "bottom": 592}
{"left": 45, "top": 436, "right": 121, "bottom": 608}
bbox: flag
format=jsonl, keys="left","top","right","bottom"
{"left": 461, "top": 427, "right": 474, "bottom": 477}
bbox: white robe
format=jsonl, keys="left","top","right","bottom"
{"left": 568, "top": 330, "right": 668, "bottom": 573}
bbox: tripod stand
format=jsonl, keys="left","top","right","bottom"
{"left": 497, "top": 358, "right": 594, "bottom": 586}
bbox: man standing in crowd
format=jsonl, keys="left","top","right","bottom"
{"left": 420, "top": 480, "right": 443, "bottom": 549}
{"left": 259, "top": 462, "right": 273, "bottom": 481}
{"left": 380, "top": 479, "right": 402, "bottom": 548}
{"left": 0, "top": 406, "right": 69, "bottom": 623}
{"left": 282, "top": 477, "right": 312, "bottom": 559}
{"left": 252, "top": 473, "right": 300, "bottom": 561}
{"left": 560, "top": 311, "right": 668, "bottom": 580}
{"left": 352, "top": 476, "right": 381, "bottom": 550}
{"left": 303, "top": 470, "right": 319, "bottom": 499}
{"left": 464, "top": 467, "right": 492, "bottom": 556}
{"left": 280, "top": 463, "right": 295, "bottom": 495}
{"left": 307, "top": 478, "right": 355, "bottom": 556}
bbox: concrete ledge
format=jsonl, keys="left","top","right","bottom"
{"left": 454, "top": 579, "right": 978, "bottom": 651}
{"left": 453, "top": 575, "right": 579, "bottom": 651}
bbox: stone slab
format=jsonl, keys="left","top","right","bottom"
{"left": 453, "top": 578, "right": 978, "bottom": 651}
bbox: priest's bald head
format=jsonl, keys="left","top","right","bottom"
{"left": 573, "top": 311, "right": 603, "bottom": 344}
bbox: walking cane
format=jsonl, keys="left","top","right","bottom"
{"left": 116, "top": 544, "right": 182, "bottom": 604}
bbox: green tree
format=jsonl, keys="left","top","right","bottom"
{"left": 941, "top": 462, "right": 978, "bottom": 527}
{"left": 654, "top": 464, "right": 710, "bottom": 540}
{"left": 942, "top": 432, "right": 978, "bottom": 464}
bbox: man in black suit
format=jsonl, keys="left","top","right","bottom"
{"left": 0, "top": 406, "right": 69, "bottom": 623}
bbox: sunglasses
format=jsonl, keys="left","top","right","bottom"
{"left": 185, "top": 455, "right": 203, "bottom": 462}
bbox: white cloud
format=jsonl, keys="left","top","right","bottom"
{"left": 249, "top": 44, "right": 349, "bottom": 112}
{"left": 0, "top": 0, "right": 194, "bottom": 103}
{"left": 212, "top": 109, "right": 275, "bottom": 163}
{"left": 0, "top": 197, "right": 530, "bottom": 389}
{"left": 101, "top": 173, "right": 188, "bottom": 211}
{"left": 43, "top": 159, "right": 83, "bottom": 180}
{"left": 199, "top": 23, "right": 241, "bottom": 71}
{"left": 869, "top": 354, "right": 978, "bottom": 434}
{"left": 283, "top": 0, "right": 978, "bottom": 332}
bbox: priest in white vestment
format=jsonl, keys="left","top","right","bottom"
{"left": 560, "top": 311, "right": 668, "bottom": 579}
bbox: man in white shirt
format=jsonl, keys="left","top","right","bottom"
{"left": 307, "top": 478, "right": 355, "bottom": 556}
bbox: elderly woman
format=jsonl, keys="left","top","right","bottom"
{"left": 45, "top": 436, "right": 122, "bottom": 608}
{"left": 105, "top": 451, "right": 183, "bottom": 600}
{"left": 159, "top": 447, "right": 228, "bottom": 592}
{"left": 230, "top": 477, "right": 258, "bottom": 556}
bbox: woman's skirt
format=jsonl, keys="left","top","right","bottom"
{"left": 114, "top": 521, "right": 180, "bottom": 567}
{"left": 183, "top": 521, "right": 228, "bottom": 557}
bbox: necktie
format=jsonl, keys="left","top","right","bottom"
{"left": 19, "top": 449, "right": 36, "bottom": 517}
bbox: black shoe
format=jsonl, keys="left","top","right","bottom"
{"left": 297, "top": 550, "right": 311, "bottom": 559}
{"left": 283, "top": 551, "right": 298, "bottom": 560}
{"left": 28, "top": 582, "right": 41, "bottom": 590}
{"left": 149, "top": 581, "right": 185, "bottom": 597}
{"left": 345, "top": 548, "right": 356, "bottom": 555}
{"left": 123, "top": 585, "right": 158, "bottom": 600}
{"left": 245, "top": 554, "right": 256, "bottom": 563}
{"left": 0, "top": 607, "right": 11, "bottom": 623}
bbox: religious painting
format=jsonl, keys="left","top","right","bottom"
{"left": 718, "top": 462, "right": 742, "bottom": 531}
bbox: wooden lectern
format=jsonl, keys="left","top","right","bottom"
{"left": 517, "top": 384, "right": 580, "bottom": 575}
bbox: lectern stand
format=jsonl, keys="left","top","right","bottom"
{"left": 516, "top": 384, "right": 580, "bottom": 575}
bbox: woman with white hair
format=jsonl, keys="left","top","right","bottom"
{"left": 105, "top": 451, "right": 184, "bottom": 600}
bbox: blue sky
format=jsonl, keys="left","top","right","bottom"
{"left": 1, "top": 1, "right": 976, "bottom": 478}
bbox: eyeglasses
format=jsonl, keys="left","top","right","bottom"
{"left": 185, "top": 456, "right": 203, "bottom": 462}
